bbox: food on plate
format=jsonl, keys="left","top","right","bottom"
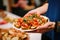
{"left": 3, "top": 17, "right": 14, "bottom": 23}
{"left": 0, "top": 20, "right": 7, "bottom": 25}
{"left": 0, "top": 11, "right": 13, "bottom": 23}
{"left": 13, "top": 14, "right": 49, "bottom": 30}
{"left": 0, "top": 11, "right": 7, "bottom": 18}
{"left": 0, "top": 28, "right": 29, "bottom": 40}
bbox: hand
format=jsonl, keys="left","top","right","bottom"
{"left": 24, "top": 9, "right": 40, "bottom": 17}
{"left": 24, "top": 3, "right": 48, "bottom": 17}
{"left": 36, "top": 22, "right": 55, "bottom": 33}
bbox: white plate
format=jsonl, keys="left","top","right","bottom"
{"left": 13, "top": 15, "right": 50, "bottom": 32}
{"left": 0, "top": 23, "right": 13, "bottom": 29}
{"left": 13, "top": 26, "right": 36, "bottom": 32}
{"left": 28, "top": 33, "right": 42, "bottom": 40}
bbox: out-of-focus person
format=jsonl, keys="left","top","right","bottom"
{"left": 24, "top": 0, "right": 60, "bottom": 40}
{"left": 11, "top": 0, "right": 35, "bottom": 17}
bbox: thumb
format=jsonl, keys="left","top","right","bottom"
{"left": 48, "top": 22, "right": 55, "bottom": 29}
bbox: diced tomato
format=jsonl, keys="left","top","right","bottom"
{"left": 17, "top": 22, "right": 21, "bottom": 26}
{"left": 32, "top": 21, "right": 39, "bottom": 27}
{"left": 24, "top": 24, "right": 29, "bottom": 28}
{"left": 21, "top": 22, "right": 28, "bottom": 28}
{"left": 18, "top": 18, "right": 23, "bottom": 23}
{"left": 33, "top": 18, "right": 38, "bottom": 22}
{"left": 15, "top": 22, "right": 21, "bottom": 27}
{"left": 29, "top": 21, "right": 34, "bottom": 25}
{"left": 33, "top": 22, "right": 39, "bottom": 25}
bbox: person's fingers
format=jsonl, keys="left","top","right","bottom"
{"left": 24, "top": 12, "right": 40, "bottom": 17}
{"left": 24, "top": 10, "right": 36, "bottom": 17}
{"left": 24, "top": 12, "right": 36, "bottom": 17}
{"left": 43, "top": 22, "right": 54, "bottom": 27}
{"left": 24, "top": 9, "right": 41, "bottom": 17}
{"left": 36, "top": 22, "right": 55, "bottom": 29}
{"left": 24, "top": 13, "right": 29, "bottom": 17}
{"left": 48, "top": 22, "right": 55, "bottom": 29}
{"left": 36, "top": 22, "right": 55, "bottom": 33}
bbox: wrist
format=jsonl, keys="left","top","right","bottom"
{"left": 54, "top": 21, "right": 60, "bottom": 32}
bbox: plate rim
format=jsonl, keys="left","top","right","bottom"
{"left": 13, "top": 15, "right": 50, "bottom": 31}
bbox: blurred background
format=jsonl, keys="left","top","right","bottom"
{"left": 0, "top": 0, "right": 48, "bottom": 17}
